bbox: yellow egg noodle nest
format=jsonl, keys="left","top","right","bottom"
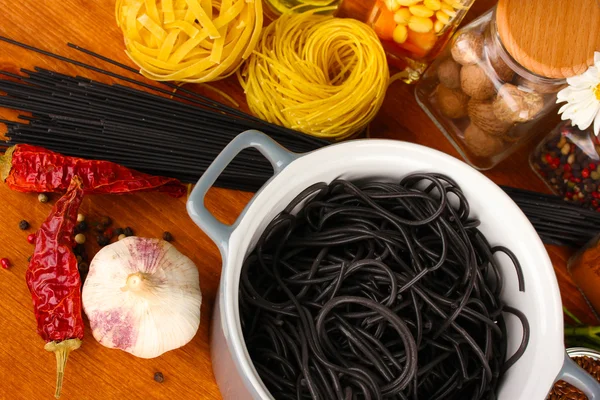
{"left": 116, "top": 0, "right": 263, "bottom": 82}
{"left": 238, "top": 9, "right": 389, "bottom": 140}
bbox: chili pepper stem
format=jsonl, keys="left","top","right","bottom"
{"left": 44, "top": 338, "right": 81, "bottom": 399}
{"left": 0, "top": 146, "right": 15, "bottom": 182}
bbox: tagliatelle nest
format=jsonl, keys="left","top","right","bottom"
{"left": 115, "top": 0, "right": 263, "bottom": 83}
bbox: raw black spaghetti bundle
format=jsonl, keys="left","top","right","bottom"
{"left": 501, "top": 186, "right": 600, "bottom": 248}
{"left": 240, "top": 173, "right": 529, "bottom": 400}
{"left": 0, "top": 37, "right": 330, "bottom": 192}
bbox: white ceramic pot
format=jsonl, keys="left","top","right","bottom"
{"left": 187, "top": 130, "right": 600, "bottom": 400}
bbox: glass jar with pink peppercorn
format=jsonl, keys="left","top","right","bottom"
{"left": 531, "top": 123, "right": 600, "bottom": 211}
{"left": 336, "top": 0, "right": 475, "bottom": 83}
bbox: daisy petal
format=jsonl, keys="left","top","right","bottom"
{"left": 558, "top": 103, "right": 571, "bottom": 114}
{"left": 594, "top": 111, "right": 600, "bottom": 136}
{"left": 573, "top": 102, "right": 600, "bottom": 131}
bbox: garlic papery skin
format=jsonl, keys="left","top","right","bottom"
{"left": 82, "top": 237, "right": 202, "bottom": 359}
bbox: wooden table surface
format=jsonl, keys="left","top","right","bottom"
{"left": 0, "top": 0, "right": 596, "bottom": 399}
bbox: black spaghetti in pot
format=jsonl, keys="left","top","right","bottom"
{"left": 239, "top": 173, "right": 529, "bottom": 400}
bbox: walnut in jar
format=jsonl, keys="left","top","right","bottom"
{"left": 436, "top": 84, "right": 469, "bottom": 119}
{"left": 493, "top": 83, "right": 544, "bottom": 123}
{"left": 464, "top": 123, "right": 505, "bottom": 158}
{"left": 460, "top": 64, "right": 496, "bottom": 100}
{"left": 468, "top": 99, "right": 512, "bottom": 137}
{"left": 437, "top": 58, "right": 461, "bottom": 89}
{"left": 451, "top": 31, "right": 484, "bottom": 66}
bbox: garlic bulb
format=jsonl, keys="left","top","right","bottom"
{"left": 82, "top": 237, "right": 202, "bottom": 358}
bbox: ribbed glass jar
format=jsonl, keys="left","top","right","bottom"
{"left": 336, "top": 0, "right": 475, "bottom": 83}
{"left": 415, "top": 8, "right": 566, "bottom": 170}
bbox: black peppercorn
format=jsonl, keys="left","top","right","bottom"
{"left": 114, "top": 228, "right": 124, "bottom": 236}
{"left": 18, "top": 220, "right": 30, "bottom": 230}
{"left": 78, "top": 262, "right": 89, "bottom": 273}
{"left": 73, "top": 243, "right": 85, "bottom": 255}
{"left": 100, "top": 216, "right": 112, "bottom": 227}
{"left": 76, "top": 221, "right": 88, "bottom": 233}
{"left": 124, "top": 227, "right": 134, "bottom": 237}
{"left": 95, "top": 223, "right": 106, "bottom": 233}
{"left": 162, "top": 231, "right": 173, "bottom": 242}
{"left": 97, "top": 235, "right": 110, "bottom": 247}
{"left": 27, "top": 256, "right": 31, "bottom": 262}
{"left": 154, "top": 372, "right": 164, "bottom": 383}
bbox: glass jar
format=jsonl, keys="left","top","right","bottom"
{"left": 531, "top": 122, "right": 600, "bottom": 211}
{"left": 568, "top": 234, "right": 600, "bottom": 316}
{"left": 336, "top": 0, "right": 475, "bottom": 83}
{"left": 415, "top": 8, "right": 567, "bottom": 170}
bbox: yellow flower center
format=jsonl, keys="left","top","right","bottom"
{"left": 595, "top": 83, "right": 600, "bottom": 100}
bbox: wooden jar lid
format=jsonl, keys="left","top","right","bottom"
{"left": 496, "top": 0, "right": 600, "bottom": 79}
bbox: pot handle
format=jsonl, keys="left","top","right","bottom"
{"left": 187, "top": 130, "right": 297, "bottom": 255}
{"left": 555, "top": 352, "right": 600, "bottom": 399}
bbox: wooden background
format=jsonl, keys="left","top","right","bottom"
{"left": 0, "top": 0, "right": 595, "bottom": 399}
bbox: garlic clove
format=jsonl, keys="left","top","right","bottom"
{"left": 82, "top": 237, "right": 202, "bottom": 359}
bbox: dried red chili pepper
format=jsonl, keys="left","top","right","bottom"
{"left": 0, "top": 144, "right": 186, "bottom": 197}
{"left": 26, "top": 176, "right": 85, "bottom": 399}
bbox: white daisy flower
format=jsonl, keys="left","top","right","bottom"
{"left": 557, "top": 51, "right": 600, "bottom": 136}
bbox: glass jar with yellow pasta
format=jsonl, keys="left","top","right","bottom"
{"left": 336, "top": 0, "right": 475, "bottom": 83}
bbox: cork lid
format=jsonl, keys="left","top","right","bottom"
{"left": 496, "top": 0, "right": 600, "bottom": 79}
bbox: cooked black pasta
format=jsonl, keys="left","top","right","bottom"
{"left": 240, "top": 173, "right": 529, "bottom": 400}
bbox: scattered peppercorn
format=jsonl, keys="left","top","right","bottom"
{"left": 1, "top": 258, "right": 10, "bottom": 269}
{"left": 118, "top": 234, "right": 127, "bottom": 241}
{"left": 124, "top": 227, "right": 134, "bottom": 237}
{"left": 162, "top": 232, "right": 173, "bottom": 242}
{"left": 76, "top": 255, "right": 83, "bottom": 263}
{"left": 37, "top": 193, "right": 49, "bottom": 203}
{"left": 19, "top": 220, "right": 30, "bottom": 230}
{"left": 78, "top": 262, "right": 89, "bottom": 273}
{"left": 95, "top": 223, "right": 106, "bottom": 233}
{"left": 105, "top": 228, "right": 114, "bottom": 238}
{"left": 100, "top": 216, "right": 112, "bottom": 227}
{"left": 27, "top": 256, "right": 31, "bottom": 263}
{"left": 115, "top": 228, "right": 124, "bottom": 236}
{"left": 75, "top": 221, "right": 88, "bottom": 233}
{"left": 27, "top": 233, "right": 36, "bottom": 244}
{"left": 97, "top": 235, "right": 110, "bottom": 247}
{"left": 74, "top": 233, "right": 86, "bottom": 245}
{"left": 154, "top": 372, "right": 165, "bottom": 383}
{"left": 77, "top": 213, "right": 86, "bottom": 222}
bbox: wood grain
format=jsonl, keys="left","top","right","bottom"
{"left": 497, "top": 0, "right": 600, "bottom": 78}
{"left": 0, "top": 0, "right": 597, "bottom": 399}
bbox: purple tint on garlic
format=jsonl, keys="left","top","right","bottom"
{"left": 126, "top": 238, "right": 168, "bottom": 275}
{"left": 90, "top": 308, "right": 137, "bottom": 351}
